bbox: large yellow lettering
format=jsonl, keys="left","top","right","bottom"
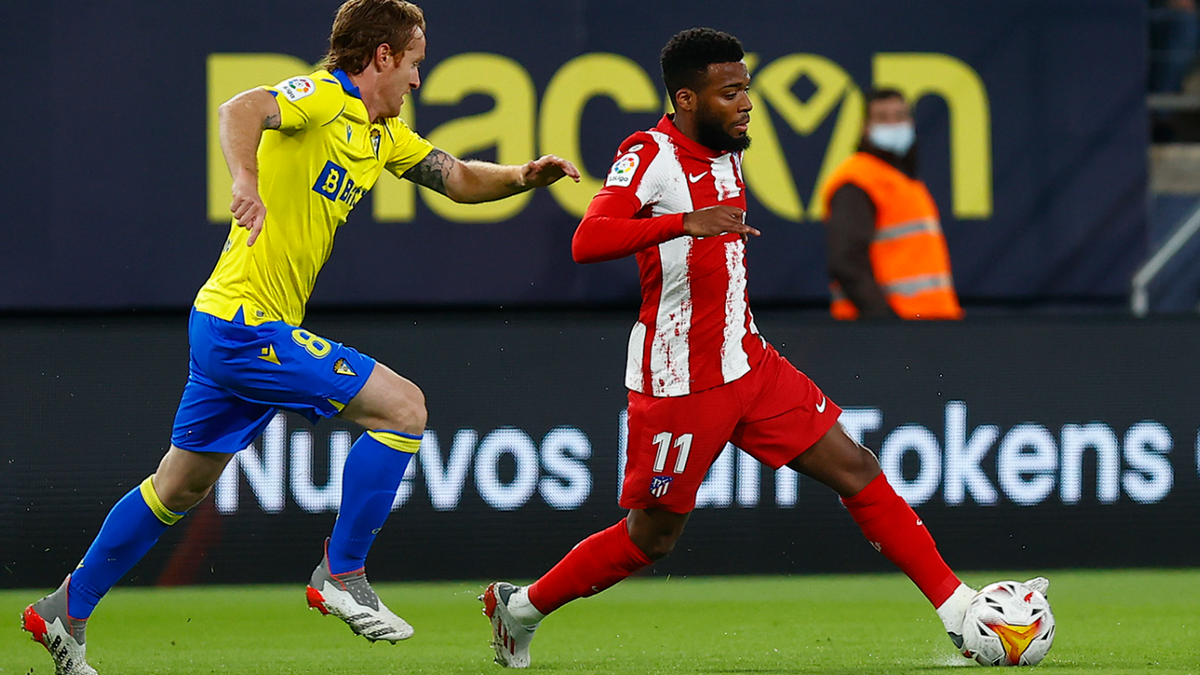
{"left": 742, "top": 54, "right": 862, "bottom": 221}
{"left": 206, "top": 53, "right": 312, "bottom": 222}
{"left": 415, "top": 53, "right": 535, "bottom": 223}
{"left": 206, "top": 50, "right": 990, "bottom": 229}
{"left": 873, "top": 53, "right": 992, "bottom": 218}
{"left": 539, "top": 53, "right": 660, "bottom": 218}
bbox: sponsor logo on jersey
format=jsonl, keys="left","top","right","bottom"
{"left": 605, "top": 152, "right": 640, "bottom": 187}
{"left": 650, "top": 475, "right": 673, "bottom": 498}
{"left": 333, "top": 358, "right": 357, "bottom": 376}
{"left": 280, "top": 76, "right": 315, "bottom": 102}
{"left": 312, "top": 160, "right": 368, "bottom": 207}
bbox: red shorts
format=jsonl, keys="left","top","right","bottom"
{"left": 620, "top": 345, "right": 841, "bottom": 513}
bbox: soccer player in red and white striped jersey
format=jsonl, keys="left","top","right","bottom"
{"left": 482, "top": 27, "right": 1002, "bottom": 669}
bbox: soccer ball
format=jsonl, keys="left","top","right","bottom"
{"left": 960, "top": 580, "right": 1055, "bottom": 666}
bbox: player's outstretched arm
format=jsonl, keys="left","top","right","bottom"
{"left": 402, "top": 149, "right": 580, "bottom": 204}
{"left": 218, "top": 88, "right": 281, "bottom": 246}
{"left": 572, "top": 202, "right": 760, "bottom": 265}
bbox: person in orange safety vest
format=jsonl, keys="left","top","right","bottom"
{"left": 821, "top": 89, "right": 963, "bottom": 320}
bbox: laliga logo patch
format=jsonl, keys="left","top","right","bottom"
{"left": 650, "top": 475, "right": 673, "bottom": 498}
{"left": 605, "top": 152, "right": 639, "bottom": 187}
{"left": 281, "top": 76, "right": 315, "bottom": 102}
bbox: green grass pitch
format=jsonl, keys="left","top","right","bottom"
{"left": 2, "top": 570, "right": 1197, "bottom": 674}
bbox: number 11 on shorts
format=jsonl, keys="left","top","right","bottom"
{"left": 651, "top": 432, "right": 693, "bottom": 473}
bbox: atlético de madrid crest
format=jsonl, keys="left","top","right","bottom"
{"left": 650, "top": 475, "right": 673, "bottom": 498}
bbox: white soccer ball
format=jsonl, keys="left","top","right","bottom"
{"left": 960, "top": 580, "right": 1055, "bottom": 666}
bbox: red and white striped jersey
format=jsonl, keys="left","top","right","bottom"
{"left": 575, "top": 115, "right": 766, "bottom": 397}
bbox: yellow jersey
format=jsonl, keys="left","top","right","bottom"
{"left": 194, "top": 69, "right": 433, "bottom": 326}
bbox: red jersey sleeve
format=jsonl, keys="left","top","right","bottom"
{"left": 572, "top": 134, "right": 687, "bottom": 264}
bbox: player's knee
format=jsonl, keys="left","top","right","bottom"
{"left": 641, "top": 535, "right": 679, "bottom": 561}
{"left": 156, "top": 476, "right": 215, "bottom": 513}
{"left": 175, "top": 485, "right": 214, "bottom": 512}
{"left": 627, "top": 519, "right": 683, "bottom": 560}
{"left": 379, "top": 374, "right": 427, "bottom": 432}
{"left": 153, "top": 449, "right": 228, "bottom": 512}
{"left": 848, "top": 442, "right": 882, "bottom": 478}
{"left": 833, "top": 443, "right": 883, "bottom": 497}
{"left": 391, "top": 381, "right": 427, "bottom": 433}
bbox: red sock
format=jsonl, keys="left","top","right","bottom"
{"left": 841, "top": 473, "right": 961, "bottom": 607}
{"left": 527, "top": 520, "right": 652, "bottom": 614}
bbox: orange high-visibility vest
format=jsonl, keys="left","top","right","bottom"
{"left": 821, "top": 152, "right": 963, "bottom": 320}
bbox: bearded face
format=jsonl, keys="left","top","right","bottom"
{"left": 695, "top": 99, "right": 751, "bottom": 153}
{"left": 689, "top": 61, "right": 752, "bottom": 153}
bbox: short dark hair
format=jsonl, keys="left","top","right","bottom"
{"left": 865, "top": 88, "right": 906, "bottom": 114}
{"left": 319, "top": 0, "right": 426, "bottom": 75}
{"left": 660, "top": 28, "right": 745, "bottom": 98}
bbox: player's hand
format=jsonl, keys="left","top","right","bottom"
{"left": 230, "top": 172, "right": 267, "bottom": 246}
{"left": 683, "top": 205, "right": 761, "bottom": 239}
{"left": 519, "top": 154, "right": 581, "bottom": 189}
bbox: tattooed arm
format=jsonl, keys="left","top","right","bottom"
{"left": 218, "top": 88, "right": 281, "bottom": 245}
{"left": 402, "top": 149, "right": 581, "bottom": 204}
{"left": 401, "top": 148, "right": 455, "bottom": 197}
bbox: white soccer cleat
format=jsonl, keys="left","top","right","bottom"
{"left": 306, "top": 553, "right": 413, "bottom": 643}
{"left": 480, "top": 582, "right": 539, "bottom": 668}
{"left": 21, "top": 575, "right": 98, "bottom": 675}
{"left": 937, "top": 583, "right": 978, "bottom": 655}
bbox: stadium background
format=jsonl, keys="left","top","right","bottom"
{"left": 4, "top": 0, "right": 1198, "bottom": 591}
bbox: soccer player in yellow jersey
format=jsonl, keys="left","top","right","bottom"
{"left": 22, "top": 1, "right": 579, "bottom": 672}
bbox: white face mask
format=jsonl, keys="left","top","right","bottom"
{"left": 868, "top": 122, "right": 915, "bottom": 156}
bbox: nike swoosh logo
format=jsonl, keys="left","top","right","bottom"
{"left": 688, "top": 171, "right": 708, "bottom": 183}
{"left": 815, "top": 395, "right": 827, "bottom": 413}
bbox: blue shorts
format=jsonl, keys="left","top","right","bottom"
{"left": 170, "top": 308, "right": 376, "bottom": 454}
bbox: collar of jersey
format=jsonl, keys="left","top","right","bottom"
{"left": 657, "top": 114, "right": 726, "bottom": 160}
{"left": 325, "top": 69, "right": 372, "bottom": 123}
{"left": 330, "top": 69, "right": 362, "bottom": 99}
